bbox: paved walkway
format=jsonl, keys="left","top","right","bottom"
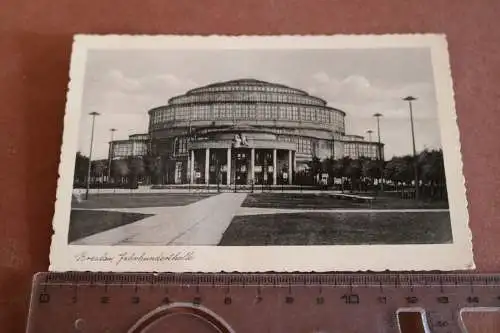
{"left": 72, "top": 193, "right": 248, "bottom": 246}
{"left": 71, "top": 191, "right": 449, "bottom": 246}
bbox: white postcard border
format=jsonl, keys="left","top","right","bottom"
{"left": 50, "top": 34, "right": 474, "bottom": 272}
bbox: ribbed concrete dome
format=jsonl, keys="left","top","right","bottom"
{"left": 168, "top": 78, "right": 327, "bottom": 107}
{"left": 187, "top": 78, "right": 308, "bottom": 96}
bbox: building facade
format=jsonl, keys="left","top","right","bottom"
{"left": 342, "top": 135, "right": 384, "bottom": 160}
{"left": 109, "top": 134, "right": 150, "bottom": 159}
{"left": 110, "top": 79, "right": 384, "bottom": 185}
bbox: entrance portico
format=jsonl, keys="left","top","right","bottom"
{"left": 187, "top": 126, "right": 296, "bottom": 185}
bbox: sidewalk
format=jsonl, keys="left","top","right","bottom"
{"left": 72, "top": 193, "right": 248, "bottom": 246}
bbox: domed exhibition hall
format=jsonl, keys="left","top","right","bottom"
{"left": 110, "top": 79, "right": 384, "bottom": 185}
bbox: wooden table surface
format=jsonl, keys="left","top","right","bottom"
{"left": 1, "top": 0, "right": 500, "bottom": 332}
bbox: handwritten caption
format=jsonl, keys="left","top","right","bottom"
{"left": 74, "top": 251, "right": 195, "bottom": 266}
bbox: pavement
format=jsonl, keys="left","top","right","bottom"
{"left": 71, "top": 191, "right": 449, "bottom": 246}
{"left": 72, "top": 193, "right": 248, "bottom": 246}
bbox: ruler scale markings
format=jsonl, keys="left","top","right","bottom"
{"left": 27, "top": 273, "right": 500, "bottom": 332}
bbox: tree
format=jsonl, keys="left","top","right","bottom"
{"left": 362, "top": 159, "right": 381, "bottom": 181}
{"left": 309, "top": 156, "right": 322, "bottom": 174}
{"left": 332, "top": 158, "right": 345, "bottom": 179}
{"left": 91, "top": 160, "right": 106, "bottom": 183}
{"left": 74, "top": 152, "right": 89, "bottom": 184}
{"left": 113, "top": 159, "right": 129, "bottom": 183}
{"left": 418, "top": 149, "right": 446, "bottom": 199}
{"left": 333, "top": 156, "right": 352, "bottom": 191}
{"left": 160, "top": 154, "right": 175, "bottom": 184}
{"left": 128, "top": 157, "right": 145, "bottom": 186}
{"left": 108, "top": 159, "right": 116, "bottom": 183}
{"left": 418, "top": 150, "right": 444, "bottom": 182}
{"left": 360, "top": 158, "right": 381, "bottom": 191}
{"left": 321, "top": 158, "right": 330, "bottom": 176}
{"left": 384, "top": 156, "right": 413, "bottom": 183}
{"left": 144, "top": 154, "right": 162, "bottom": 185}
{"left": 345, "top": 159, "right": 362, "bottom": 191}
{"left": 308, "top": 156, "right": 322, "bottom": 184}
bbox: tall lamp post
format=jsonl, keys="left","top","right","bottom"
{"left": 331, "top": 131, "right": 335, "bottom": 159}
{"left": 366, "top": 129, "right": 373, "bottom": 142}
{"left": 373, "top": 113, "right": 384, "bottom": 191}
{"left": 107, "top": 128, "right": 116, "bottom": 183}
{"left": 85, "top": 111, "right": 100, "bottom": 200}
{"left": 403, "top": 96, "right": 419, "bottom": 200}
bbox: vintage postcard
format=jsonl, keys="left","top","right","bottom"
{"left": 50, "top": 34, "right": 474, "bottom": 272}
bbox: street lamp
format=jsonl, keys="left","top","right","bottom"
{"left": 331, "top": 131, "right": 335, "bottom": 159}
{"left": 366, "top": 129, "right": 373, "bottom": 142}
{"left": 403, "top": 96, "right": 419, "bottom": 200}
{"left": 107, "top": 128, "right": 117, "bottom": 182}
{"left": 373, "top": 113, "right": 383, "bottom": 158}
{"left": 373, "top": 113, "right": 384, "bottom": 191}
{"left": 85, "top": 111, "right": 100, "bottom": 200}
{"left": 366, "top": 129, "right": 374, "bottom": 158}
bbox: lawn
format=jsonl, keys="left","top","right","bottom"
{"left": 219, "top": 211, "right": 452, "bottom": 245}
{"left": 72, "top": 193, "right": 215, "bottom": 209}
{"left": 68, "top": 210, "right": 154, "bottom": 243}
{"left": 242, "top": 193, "right": 449, "bottom": 210}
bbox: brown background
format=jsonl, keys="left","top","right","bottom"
{"left": 1, "top": 0, "right": 500, "bottom": 332}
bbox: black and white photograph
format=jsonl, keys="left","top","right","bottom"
{"left": 50, "top": 35, "right": 473, "bottom": 272}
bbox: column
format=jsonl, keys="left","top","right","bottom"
{"left": 288, "top": 150, "right": 293, "bottom": 185}
{"left": 205, "top": 148, "right": 210, "bottom": 185}
{"left": 250, "top": 148, "right": 255, "bottom": 184}
{"left": 190, "top": 150, "right": 195, "bottom": 184}
{"left": 226, "top": 148, "right": 231, "bottom": 185}
{"left": 272, "top": 149, "right": 277, "bottom": 185}
{"left": 293, "top": 151, "right": 296, "bottom": 173}
{"left": 187, "top": 150, "right": 191, "bottom": 184}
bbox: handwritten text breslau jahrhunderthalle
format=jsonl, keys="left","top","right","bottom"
{"left": 74, "top": 251, "right": 195, "bottom": 266}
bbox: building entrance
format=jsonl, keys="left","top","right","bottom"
{"left": 188, "top": 146, "right": 295, "bottom": 185}
{"left": 254, "top": 149, "right": 273, "bottom": 185}
{"left": 232, "top": 148, "right": 250, "bottom": 185}
{"left": 208, "top": 149, "right": 226, "bottom": 185}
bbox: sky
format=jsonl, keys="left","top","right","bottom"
{"left": 78, "top": 47, "right": 441, "bottom": 160}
